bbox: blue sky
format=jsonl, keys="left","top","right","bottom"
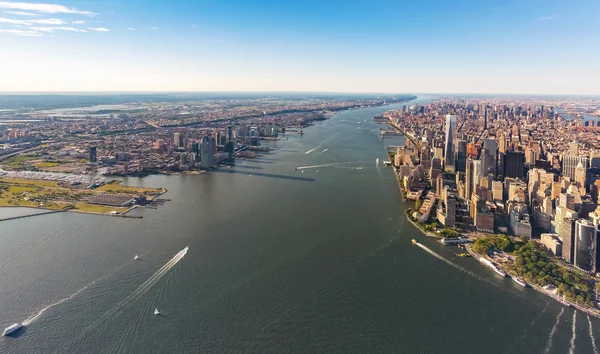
{"left": 0, "top": 0, "right": 599, "bottom": 94}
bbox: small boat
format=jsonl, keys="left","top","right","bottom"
{"left": 134, "top": 255, "right": 139, "bottom": 260}
{"left": 411, "top": 239, "right": 419, "bottom": 245}
{"left": 3, "top": 323, "right": 23, "bottom": 336}
{"left": 458, "top": 253, "right": 471, "bottom": 258}
{"left": 154, "top": 308, "right": 160, "bottom": 315}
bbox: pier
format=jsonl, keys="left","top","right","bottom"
{"left": 0, "top": 208, "right": 70, "bottom": 222}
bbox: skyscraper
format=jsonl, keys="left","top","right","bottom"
{"left": 574, "top": 219, "right": 598, "bottom": 272}
{"left": 562, "top": 156, "right": 588, "bottom": 180}
{"left": 482, "top": 138, "right": 497, "bottom": 177}
{"left": 200, "top": 136, "right": 214, "bottom": 169}
{"left": 504, "top": 151, "right": 525, "bottom": 178}
{"left": 471, "top": 159, "right": 482, "bottom": 198}
{"left": 456, "top": 139, "right": 467, "bottom": 172}
{"left": 89, "top": 146, "right": 97, "bottom": 163}
{"left": 465, "top": 158, "right": 474, "bottom": 202}
{"left": 444, "top": 114, "right": 457, "bottom": 172}
{"left": 174, "top": 132, "right": 183, "bottom": 148}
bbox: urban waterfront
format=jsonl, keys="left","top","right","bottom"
{"left": 1, "top": 99, "right": 598, "bottom": 353}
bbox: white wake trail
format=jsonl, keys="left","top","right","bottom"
{"left": 588, "top": 315, "right": 599, "bottom": 354}
{"left": 22, "top": 265, "right": 124, "bottom": 326}
{"left": 315, "top": 149, "right": 328, "bottom": 155}
{"left": 296, "top": 161, "right": 352, "bottom": 170}
{"left": 75, "top": 247, "right": 189, "bottom": 342}
{"left": 544, "top": 308, "right": 564, "bottom": 353}
{"left": 569, "top": 311, "right": 577, "bottom": 354}
{"left": 413, "top": 241, "right": 495, "bottom": 285}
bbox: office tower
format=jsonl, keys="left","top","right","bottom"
{"left": 575, "top": 160, "right": 587, "bottom": 193}
{"left": 89, "top": 146, "right": 97, "bottom": 163}
{"left": 504, "top": 151, "right": 525, "bottom": 178}
{"left": 444, "top": 114, "right": 456, "bottom": 172}
{"left": 562, "top": 156, "right": 589, "bottom": 180}
{"left": 227, "top": 126, "right": 234, "bottom": 142}
{"left": 192, "top": 142, "right": 200, "bottom": 160}
{"left": 456, "top": 139, "right": 467, "bottom": 172}
{"left": 560, "top": 210, "right": 579, "bottom": 264}
{"left": 482, "top": 138, "right": 497, "bottom": 177}
{"left": 574, "top": 219, "right": 598, "bottom": 272}
{"left": 465, "top": 159, "right": 474, "bottom": 201}
{"left": 200, "top": 136, "right": 215, "bottom": 169}
{"left": 498, "top": 134, "right": 507, "bottom": 154}
{"left": 472, "top": 160, "right": 482, "bottom": 194}
{"left": 174, "top": 132, "right": 183, "bottom": 148}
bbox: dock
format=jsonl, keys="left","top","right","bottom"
{"left": 0, "top": 208, "right": 70, "bottom": 222}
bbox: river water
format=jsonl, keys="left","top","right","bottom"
{"left": 1, "top": 97, "right": 599, "bottom": 353}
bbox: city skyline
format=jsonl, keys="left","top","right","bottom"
{"left": 1, "top": 0, "right": 599, "bottom": 94}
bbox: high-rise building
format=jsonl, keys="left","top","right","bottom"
{"left": 574, "top": 219, "right": 598, "bottom": 272}
{"left": 200, "top": 136, "right": 215, "bottom": 169}
{"left": 444, "top": 114, "right": 457, "bottom": 172}
{"left": 472, "top": 160, "right": 482, "bottom": 194}
{"left": 560, "top": 212, "right": 579, "bottom": 264}
{"left": 562, "top": 156, "right": 588, "bottom": 180}
{"left": 456, "top": 139, "right": 467, "bottom": 172}
{"left": 575, "top": 160, "right": 587, "bottom": 194}
{"left": 89, "top": 146, "right": 97, "bottom": 163}
{"left": 504, "top": 151, "right": 525, "bottom": 178}
{"left": 465, "top": 158, "right": 474, "bottom": 202}
{"left": 174, "top": 132, "right": 183, "bottom": 148}
{"left": 482, "top": 138, "right": 497, "bottom": 177}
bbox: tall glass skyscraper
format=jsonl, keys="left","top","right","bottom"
{"left": 574, "top": 219, "right": 598, "bottom": 272}
{"left": 444, "top": 114, "right": 457, "bottom": 172}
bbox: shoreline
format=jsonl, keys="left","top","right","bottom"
{"left": 384, "top": 117, "right": 600, "bottom": 318}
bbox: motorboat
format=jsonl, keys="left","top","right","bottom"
{"left": 134, "top": 255, "right": 139, "bottom": 260}
{"left": 3, "top": 323, "right": 23, "bottom": 336}
{"left": 154, "top": 308, "right": 160, "bottom": 315}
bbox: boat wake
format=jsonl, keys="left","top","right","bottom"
{"left": 544, "top": 308, "right": 564, "bottom": 353}
{"left": 587, "top": 315, "right": 599, "bottom": 354}
{"left": 315, "top": 148, "right": 328, "bottom": 155}
{"left": 413, "top": 241, "right": 496, "bottom": 286}
{"left": 296, "top": 161, "right": 352, "bottom": 170}
{"left": 569, "top": 311, "right": 577, "bottom": 354}
{"left": 75, "top": 247, "right": 189, "bottom": 342}
{"left": 22, "top": 265, "right": 124, "bottom": 326}
{"left": 304, "top": 133, "right": 339, "bottom": 154}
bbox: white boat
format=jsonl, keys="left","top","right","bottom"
{"left": 512, "top": 277, "right": 527, "bottom": 287}
{"left": 3, "top": 323, "right": 23, "bottom": 336}
{"left": 134, "top": 255, "right": 139, "bottom": 260}
{"left": 154, "top": 308, "right": 160, "bottom": 315}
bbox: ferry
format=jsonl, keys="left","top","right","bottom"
{"left": 478, "top": 257, "right": 506, "bottom": 277}
{"left": 411, "top": 239, "right": 419, "bottom": 245}
{"left": 512, "top": 277, "right": 528, "bottom": 287}
{"left": 3, "top": 323, "right": 23, "bottom": 336}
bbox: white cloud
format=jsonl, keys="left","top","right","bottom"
{"left": 71, "top": 20, "right": 84, "bottom": 24}
{"left": 150, "top": 26, "right": 159, "bottom": 30}
{"left": 0, "top": 17, "right": 67, "bottom": 25}
{"left": 0, "top": 28, "right": 41, "bottom": 36}
{"left": 127, "top": 27, "right": 136, "bottom": 31}
{"left": 88, "top": 27, "right": 109, "bottom": 32}
{"left": 5, "top": 10, "right": 39, "bottom": 16}
{"left": 31, "top": 26, "right": 83, "bottom": 32}
{"left": 536, "top": 15, "right": 556, "bottom": 21}
{"left": 0, "top": 1, "right": 96, "bottom": 16}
